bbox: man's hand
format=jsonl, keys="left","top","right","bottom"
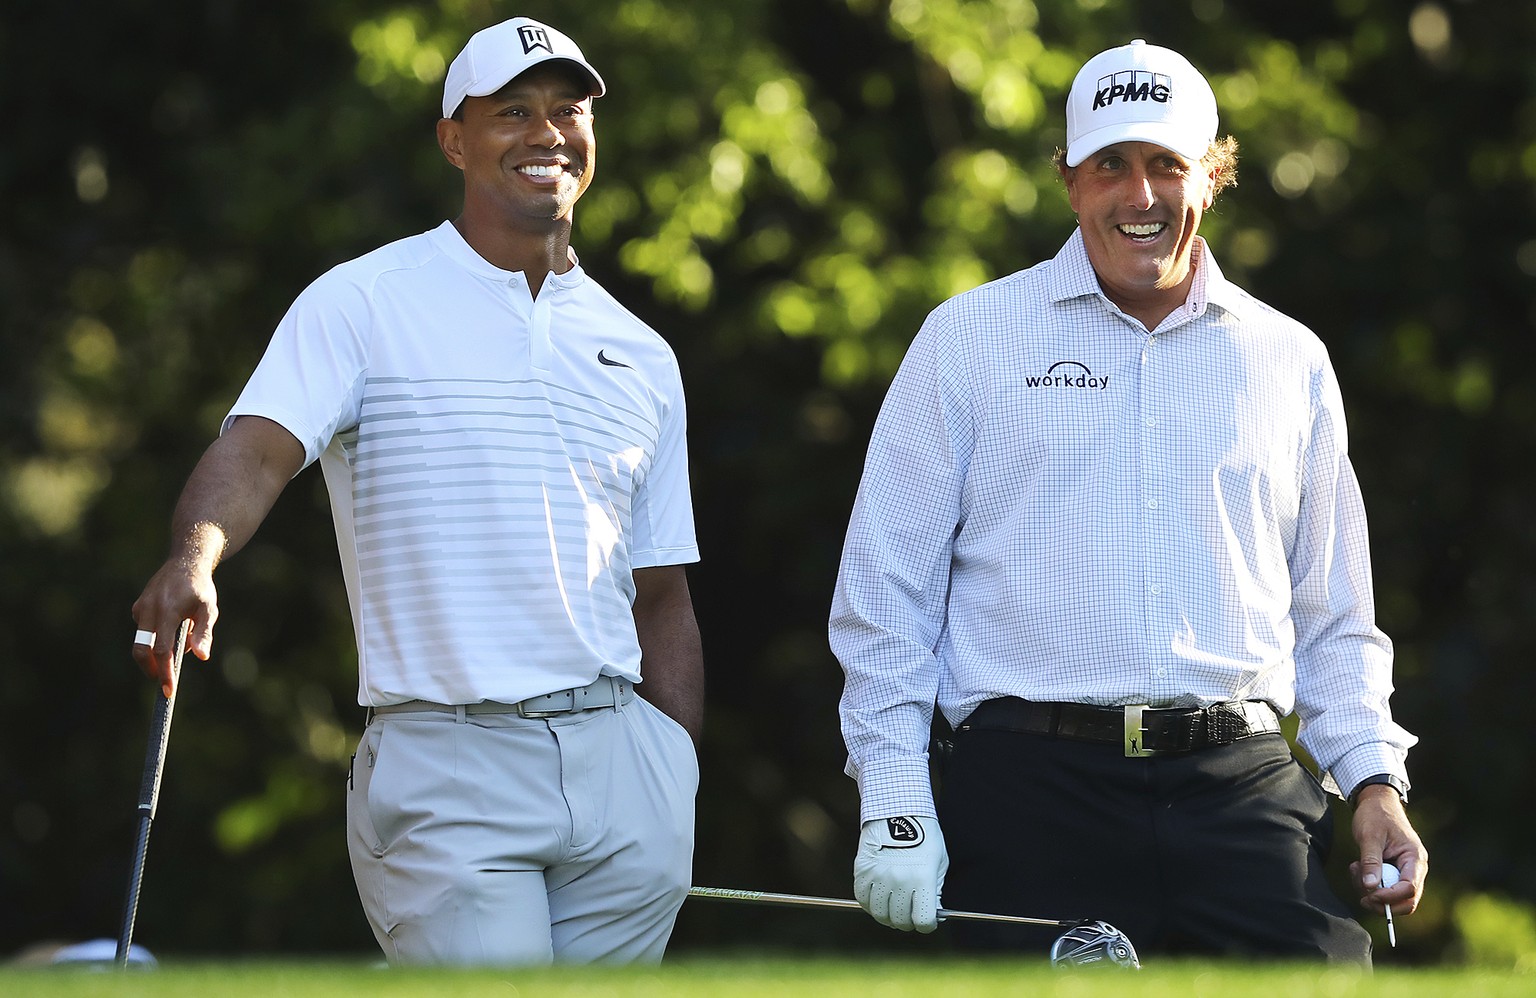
{"left": 1350, "top": 784, "right": 1428, "bottom": 921}
{"left": 853, "top": 815, "right": 948, "bottom": 933}
{"left": 131, "top": 551, "right": 221, "bottom": 698}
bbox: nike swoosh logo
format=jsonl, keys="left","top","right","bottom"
{"left": 598, "top": 350, "right": 632, "bottom": 369}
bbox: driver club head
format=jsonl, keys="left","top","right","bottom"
{"left": 1049, "top": 920, "right": 1141, "bottom": 970}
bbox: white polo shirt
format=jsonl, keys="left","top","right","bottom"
{"left": 228, "top": 221, "right": 698, "bottom": 706}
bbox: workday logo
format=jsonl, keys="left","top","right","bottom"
{"left": 1026, "top": 361, "right": 1110, "bottom": 391}
{"left": 1093, "top": 70, "right": 1172, "bottom": 110}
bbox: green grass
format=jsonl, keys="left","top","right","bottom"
{"left": 2, "top": 957, "right": 1532, "bottom": 997}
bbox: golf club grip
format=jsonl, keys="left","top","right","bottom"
{"left": 117, "top": 619, "right": 191, "bottom": 967}
{"left": 134, "top": 621, "right": 191, "bottom": 817}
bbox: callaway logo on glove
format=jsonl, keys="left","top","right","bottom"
{"left": 853, "top": 815, "right": 949, "bottom": 933}
{"left": 880, "top": 816, "right": 923, "bottom": 846}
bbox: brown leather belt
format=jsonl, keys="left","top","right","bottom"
{"left": 958, "top": 697, "right": 1282, "bottom": 757}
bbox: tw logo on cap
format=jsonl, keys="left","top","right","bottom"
{"left": 518, "top": 24, "right": 553, "bottom": 54}
{"left": 1093, "top": 70, "right": 1172, "bottom": 110}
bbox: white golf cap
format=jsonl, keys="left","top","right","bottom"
{"left": 442, "top": 17, "right": 606, "bottom": 119}
{"left": 1064, "top": 39, "right": 1217, "bottom": 167}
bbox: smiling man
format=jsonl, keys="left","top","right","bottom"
{"left": 831, "top": 40, "right": 1426, "bottom": 963}
{"left": 130, "top": 17, "right": 703, "bottom": 965}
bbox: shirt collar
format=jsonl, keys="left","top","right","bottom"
{"left": 1189, "top": 238, "right": 1247, "bottom": 322}
{"left": 1047, "top": 228, "right": 1247, "bottom": 324}
{"left": 428, "top": 220, "right": 586, "bottom": 290}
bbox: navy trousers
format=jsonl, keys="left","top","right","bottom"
{"left": 936, "top": 720, "right": 1373, "bottom": 964}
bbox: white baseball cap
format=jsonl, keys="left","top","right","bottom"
{"left": 442, "top": 17, "right": 606, "bottom": 119}
{"left": 1064, "top": 39, "right": 1217, "bottom": 167}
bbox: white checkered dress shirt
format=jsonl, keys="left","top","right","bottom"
{"left": 831, "top": 231, "right": 1416, "bottom": 822}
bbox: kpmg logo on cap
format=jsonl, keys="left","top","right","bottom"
{"left": 518, "top": 24, "right": 553, "bottom": 54}
{"left": 1093, "top": 70, "right": 1172, "bottom": 110}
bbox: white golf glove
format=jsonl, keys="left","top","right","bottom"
{"left": 853, "top": 815, "right": 949, "bottom": 933}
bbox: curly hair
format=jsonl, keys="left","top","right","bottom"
{"left": 1053, "top": 135, "right": 1240, "bottom": 196}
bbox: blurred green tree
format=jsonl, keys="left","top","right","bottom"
{"left": 1, "top": 0, "right": 1531, "bottom": 961}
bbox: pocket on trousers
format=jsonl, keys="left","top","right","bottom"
{"left": 1286, "top": 755, "right": 1337, "bottom": 861}
{"left": 634, "top": 697, "right": 700, "bottom": 794}
{"left": 362, "top": 722, "right": 405, "bottom": 854}
{"left": 349, "top": 724, "right": 387, "bottom": 855}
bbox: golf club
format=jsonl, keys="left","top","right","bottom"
{"left": 687, "top": 886, "right": 1140, "bottom": 968}
{"left": 115, "top": 620, "right": 192, "bottom": 969}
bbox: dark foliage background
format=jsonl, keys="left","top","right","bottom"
{"left": 3, "top": 0, "right": 1531, "bottom": 963}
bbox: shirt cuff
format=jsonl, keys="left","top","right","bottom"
{"left": 1324, "top": 743, "right": 1410, "bottom": 802}
{"left": 852, "top": 756, "right": 937, "bottom": 824}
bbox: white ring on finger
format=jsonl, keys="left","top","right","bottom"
{"left": 133, "top": 629, "right": 156, "bottom": 646}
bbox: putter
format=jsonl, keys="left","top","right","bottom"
{"left": 687, "top": 886, "right": 1140, "bottom": 968}
{"left": 115, "top": 620, "right": 192, "bottom": 969}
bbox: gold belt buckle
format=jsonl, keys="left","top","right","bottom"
{"left": 1123, "top": 705, "right": 1156, "bottom": 757}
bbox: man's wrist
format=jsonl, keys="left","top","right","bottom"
{"left": 1348, "top": 773, "right": 1409, "bottom": 808}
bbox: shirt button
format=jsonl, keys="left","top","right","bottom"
{"left": 1157, "top": 668, "right": 1168, "bottom": 678}
{"left": 1144, "top": 416, "right": 1157, "bottom": 427}
{"left": 1149, "top": 584, "right": 1162, "bottom": 596}
{"left": 1147, "top": 498, "right": 1159, "bottom": 509}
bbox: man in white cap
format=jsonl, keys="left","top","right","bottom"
{"left": 130, "top": 16, "right": 703, "bottom": 965}
{"left": 831, "top": 39, "right": 1427, "bottom": 961}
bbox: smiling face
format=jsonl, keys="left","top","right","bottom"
{"left": 1062, "top": 140, "right": 1218, "bottom": 328}
{"left": 437, "top": 62, "right": 597, "bottom": 233}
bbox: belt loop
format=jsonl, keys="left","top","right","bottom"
{"left": 1202, "top": 703, "right": 1221, "bottom": 745}
{"left": 454, "top": 704, "right": 467, "bottom": 724}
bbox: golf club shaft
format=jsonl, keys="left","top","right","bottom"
{"left": 116, "top": 620, "right": 191, "bottom": 968}
{"left": 687, "top": 886, "right": 1072, "bottom": 928}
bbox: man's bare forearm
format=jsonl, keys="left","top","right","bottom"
{"left": 131, "top": 416, "right": 306, "bottom": 691}
{"left": 165, "top": 416, "right": 306, "bottom": 568}
{"left": 632, "top": 564, "right": 705, "bottom": 743}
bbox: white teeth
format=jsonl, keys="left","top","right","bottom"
{"left": 1119, "top": 222, "right": 1164, "bottom": 236}
{"left": 519, "top": 164, "right": 563, "bottom": 177}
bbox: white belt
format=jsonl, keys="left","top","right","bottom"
{"left": 370, "top": 675, "right": 635, "bottom": 721}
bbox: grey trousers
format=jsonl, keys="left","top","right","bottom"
{"left": 347, "top": 696, "right": 697, "bottom": 965}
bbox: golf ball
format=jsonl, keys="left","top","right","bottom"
{"left": 1380, "top": 863, "right": 1401, "bottom": 888}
